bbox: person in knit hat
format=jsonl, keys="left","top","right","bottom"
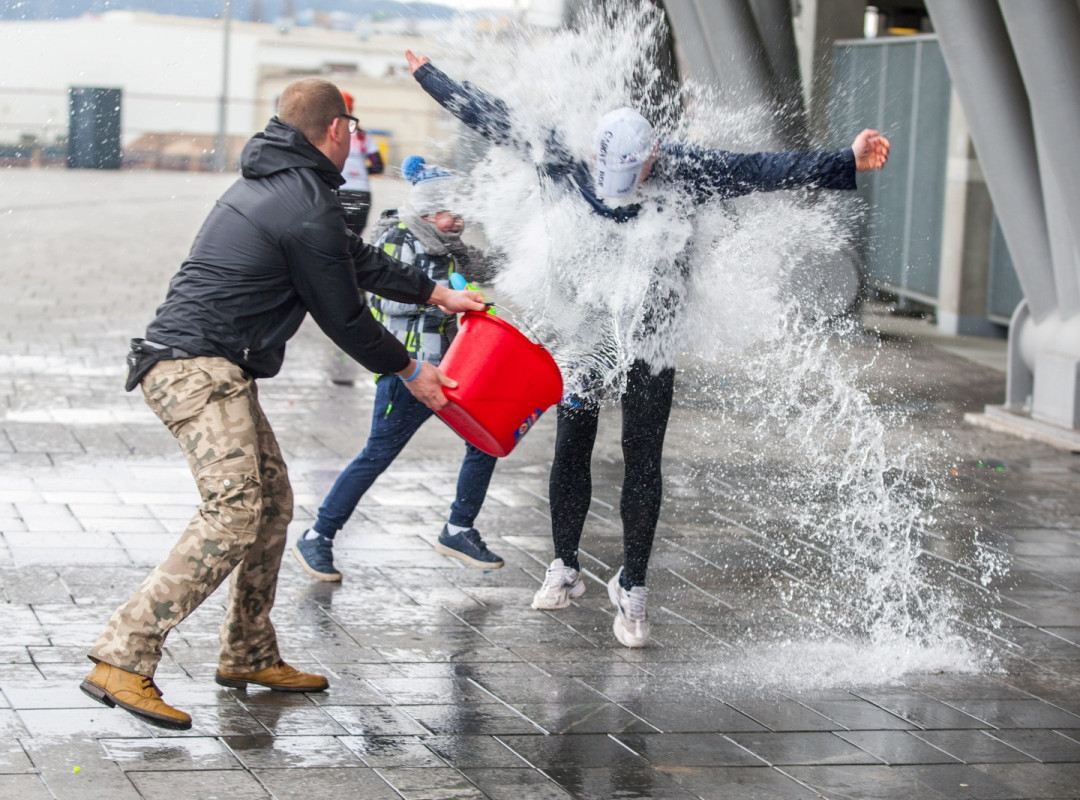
{"left": 294, "top": 156, "right": 505, "bottom": 580}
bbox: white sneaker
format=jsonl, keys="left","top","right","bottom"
{"left": 531, "top": 558, "right": 586, "bottom": 610}
{"left": 608, "top": 568, "right": 650, "bottom": 648}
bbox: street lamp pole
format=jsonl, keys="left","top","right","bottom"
{"left": 215, "top": 0, "right": 232, "bottom": 172}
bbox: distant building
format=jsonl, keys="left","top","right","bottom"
{"left": 0, "top": 10, "right": 464, "bottom": 169}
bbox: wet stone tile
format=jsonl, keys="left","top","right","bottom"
{"left": 254, "top": 766, "right": 400, "bottom": 799}
{"left": 321, "top": 704, "right": 431, "bottom": 736}
{"left": 303, "top": 677, "right": 388, "bottom": 706}
{"left": 497, "top": 733, "right": 648, "bottom": 769}
{"left": 2, "top": 681, "right": 103, "bottom": 711}
{"left": 727, "top": 731, "right": 883, "bottom": 766}
{"left": 0, "top": 607, "right": 50, "bottom": 647}
{"left": 542, "top": 765, "right": 702, "bottom": 799}
{"left": 422, "top": 734, "right": 528, "bottom": 769}
{"left": 374, "top": 765, "right": 489, "bottom": 800}
{"left": 902, "top": 674, "right": 1035, "bottom": 701}
{"left": 785, "top": 764, "right": 949, "bottom": 800}
{"left": 460, "top": 767, "right": 574, "bottom": 799}
{"left": 476, "top": 675, "right": 608, "bottom": 705}
{"left": 0, "top": 774, "right": 54, "bottom": 799}
{"left": 662, "top": 765, "right": 826, "bottom": 800}
{"left": 985, "top": 728, "right": 1080, "bottom": 762}
{"left": 166, "top": 703, "right": 267, "bottom": 738}
{"left": 18, "top": 707, "right": 152, "bottom": 738}
{"left": 897, "top": 763, "right": 1031, "bottom": 799}
{"left": 835, "top": 730, "right": 964, "bottom": 765}
{"left": 242, "top": 705, "right": 349, "bottom": 737}
{"left": 972, "top": 762, "right": 1080, "bottom": 799}
{"left": 616, "top": 732, "right": 768, "bottom": 767}
{"left": 854, "top": 693, "right": 990, "bottom": 729}
{"left": 619, "top": 700, "right": 767, "bottom": 733}
{"left": 127, "top": 768, "right": 271, "bottom": 800}
{"left": 100, "top": 736, "right": 241, "bottom": 770}
{"left": 339, "top": 735, "right": 447, "bottom": 768}
{"left": 798, "top": 699, "right": 917, "bottom": 731}
{"left": 724, "top": 699, "right": 837, "bottom": 732}
{"left": 222, "top": 735, "right": 365, "bottom": 770}
{"left": 392, "top": 660, "right": 545, "bottom": 679}
{"left": 947, "top": 699, "right": 1080, "bottom": 729}
{"left": 912, "top": 729, "right": 1042, "bottom": 763}
{"left": 398, "top": 703, "right": 543, "bottom": 736}
{"left": 514, "top": 701, "right": 659, "bottom": 735}
{"left": 0, "top": 737, "right": 33, "bottom": 771}
{"left": 365, "top": 676, "right": 503, "bottom": 705}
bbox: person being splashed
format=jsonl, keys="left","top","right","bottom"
{"left": 405, "top": 49, "right": 889, "bottom": 648}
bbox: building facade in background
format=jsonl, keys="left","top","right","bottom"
{"left": 0, "top": 11, "right": 466, "bottom": 169}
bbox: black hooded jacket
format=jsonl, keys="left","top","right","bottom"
{"left": 139, "top": 117, "right": 435, "bottom": 381}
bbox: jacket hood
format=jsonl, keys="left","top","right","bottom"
{"left": 240, "top": 117, "right": 345, "bottom": 188}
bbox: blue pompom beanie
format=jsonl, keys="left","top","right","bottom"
{"left": 401, "top": 155, "right": 455, "bottom": 216}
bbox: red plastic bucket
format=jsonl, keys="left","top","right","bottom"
{"left": 435, "top": 311, "right": 563, "bottom": 457}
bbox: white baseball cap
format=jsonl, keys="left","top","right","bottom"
{"left": 593, "top": 107, "right": 655, "bottom": 200}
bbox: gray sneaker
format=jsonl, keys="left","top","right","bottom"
{"left": 434, "top": 525, "right": 504, "bottom": 569}
{"left": 531, "top": 558, "right": 586, "bottom": 610}
{"left": 292, "top": 532, "right": 342, "bottom": 582}
{"left": 608, "top": 567, "right": 649, "bottom": 647}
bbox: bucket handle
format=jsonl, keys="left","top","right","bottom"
{"left": 450, "top": 273, "right": 553, "bottom": 350}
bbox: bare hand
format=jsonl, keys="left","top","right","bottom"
{"left": 405, "top": 50, "right": 430, "bottom": 76}
{"left": 398, "top": 361, "right": 456, "bottom": 410}
{"left": 852, "top": 129, "right": 890, "bottom": 171}
{"left": 429, "top": 284, "right": 488, "bottom": 314}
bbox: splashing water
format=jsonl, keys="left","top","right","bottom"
{"left": 433, "top": 3, "right": 1008, "bottom": 686}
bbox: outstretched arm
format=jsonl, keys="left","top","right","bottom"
{"left": 662, "top": 127, "right": 890, "bottom": 203}
{"left": 406, "top": 50, "right": 529, "bottom": 153}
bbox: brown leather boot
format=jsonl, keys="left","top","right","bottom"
{"left": 215, "top": 660, "right": 329, "bottom": 692}
{"left": 80, "top": 661, "right": 192, "bottom": 730}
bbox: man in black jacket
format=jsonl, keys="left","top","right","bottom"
{"left": 79, "top": 77, "right": 486, "bottom": 731}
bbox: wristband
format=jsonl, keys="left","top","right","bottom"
{"left": 400, "top": 361, "right": 423, "bottom": 382}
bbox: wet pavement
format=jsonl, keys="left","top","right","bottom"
{"left": 1, "top": 169, "right": 1079, "bottom": 799}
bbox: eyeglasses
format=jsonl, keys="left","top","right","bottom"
{"left": 341, "top": 114, "right": 360, "bottom": 134}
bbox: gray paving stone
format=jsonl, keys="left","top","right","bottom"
{"left": 664, "top": 765, "right": 826, "bottom": 799}
{"left": 727, "top": 730, "right": 884, "bottom": 766}
{"left": 898, "top": 762, "right": 1033, "bottom": 799}
{"left": 127, "top": 768, "right": 270, "bottom": 799}
{"left": 913, "top": 729, "right": 1045, "bottom": 764}
{"left": 254, "top": 766, "right": 400, "bottom": 799}
{"left": 835, "top": 729, "right": 964, "bottom": 765}
{"left": 973, "top": 762, "right": 1080, "bottom": 799}
{"left": 0, "top": 773, "right": 57, "bottom": 799}
{"left": 460, "top": 767, "right": 575, "bottom": 799}
{"left": 373, "top": 765, "right": 489, "bottom": 799}
{"left": 540, "top": 765, "right": 704, "bottom": 799}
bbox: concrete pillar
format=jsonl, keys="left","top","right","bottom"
{"left": 923, "top": 0, "right": 1057, "bottom": 323}
{"left": 936, "top": 92, "right": 999, "bottom": 337}
{"left": 791, "top": 0, "right": 865, "bottom": 141}
{"left": 998, "top": 0, "right": 1080, "bottom": 320}
{"left": 748, "top": 0, "right": 809, "bottom": 145}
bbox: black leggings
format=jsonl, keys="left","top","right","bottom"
{"left": 549, "top": 360, "right": 676, "bottom": 588}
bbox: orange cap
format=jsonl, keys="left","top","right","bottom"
{"left": 341, "top": 90, "right": 354, "bottom": 113}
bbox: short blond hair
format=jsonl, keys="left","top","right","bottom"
{"left": 277, "top": 78, "right": 347, "bottom": 144}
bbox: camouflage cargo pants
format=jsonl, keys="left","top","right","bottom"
{"left": 90, "top": 357, "right": 293, "bottom": 677}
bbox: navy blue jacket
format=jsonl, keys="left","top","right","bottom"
{"left": 413, "top": 62, "right": 857, "bottom": 222}
{"left": 140, "top": 118, "right": 435, "bottom": 381}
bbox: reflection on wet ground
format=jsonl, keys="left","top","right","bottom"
{"left": 1, "top": 171, "right": 1079, "bottom": 798}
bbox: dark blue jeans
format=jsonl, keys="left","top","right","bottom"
{"left": 313, "top": 374, "right": 498, "bottom": 538}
